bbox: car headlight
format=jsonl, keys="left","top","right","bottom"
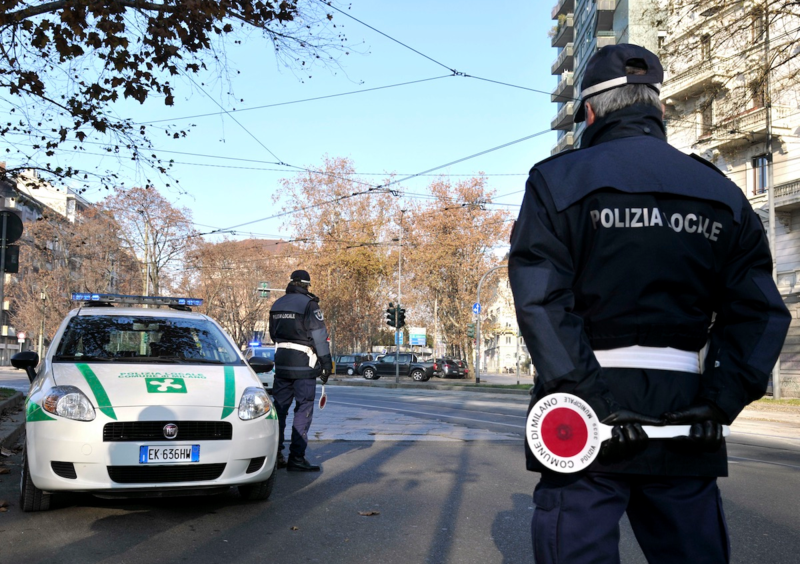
{"left": 238, "top": 386, "right": 271, "bottom": 420}
{"left": 42, "top": 386, "right": 96, "bottom": 421}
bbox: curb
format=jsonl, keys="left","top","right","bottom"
{"left": 0, "top": 391, "right": 25, "bottom": 450}
{"left": 325, "top": 378, "right": 532, "bottom": 396}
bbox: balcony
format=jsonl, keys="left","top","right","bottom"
{"left": 775, "top": 179, "right": 800, "bottom": 212}
{"left": 661, "top": 59, "right": 728, "bottom": 101}
{"left": 551, "top": 72, "right": 574, "bottom": 103}
{"left": 596, "top": 31, "right": 616, "bottom": 49}
{"left": 699, "top": 106, "right": 795, "bottom": 150}
{"left": 551, "top": 43, "right": 574, "bottom": 75}
{"left": 551, "top": 132, "right": 574, "bottom": 155}
{"left": 551, "top": 102, "right": 575, "bottom": 131}
{"left": 551, "top": 0, "right": 575, "bottom": 19}
{"left": 551, "top": 13, "right": 574, "bottom": 48}
{"left": 596, "top": 0, "right": 615, "bottom": 32}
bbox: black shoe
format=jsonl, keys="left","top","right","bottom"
{"left": 277, "top": 452, "right": 287, "bottom": 469}
{"left": 287, "top": 456, "right": 321, "bottom": 472}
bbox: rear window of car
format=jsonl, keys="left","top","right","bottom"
{"left": 249, "top": 348, "right": 275, "bottom": 361}
{"left": 54, "top": 315, "right": 242, "bottom": 365}
{"left": 339, "top": 355, "right": 354, "bottom": 363}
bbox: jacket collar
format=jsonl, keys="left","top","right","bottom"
{"left": 581, "top": 104, "right": 666, "bottom": 148}
{"left": 285, "top": 283, "right": 319, "bottom": 302}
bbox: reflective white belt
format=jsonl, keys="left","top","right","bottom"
{"left": 276, "top": 342, "right": 318, "bottom": 368}
{"left": 594, "top": 345, "right": 701, "bottom": 374}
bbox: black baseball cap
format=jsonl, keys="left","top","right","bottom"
{"left": 290, "top": 269, "right": 311, "bottom": 283}
{"left": 574, "top": 43, "right": 663, "bottom": 123}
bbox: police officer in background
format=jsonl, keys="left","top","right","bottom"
{"left": 269, "top": 269, "right": 333, "bottom": 472}
{"left": 509, "top": 44, "right": 790, "bottom": 563}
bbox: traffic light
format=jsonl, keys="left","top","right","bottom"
{"left": 467, "top": 323, "right": 476, "bottom": 338}
{"left": 397, "top": 307, "right": 406, "bottom": 328}
{"left": 257, "top": 281, "right": 270, "bottom": 299}
{"left": 386, "top": 302, "right": 396, "bottom": 327}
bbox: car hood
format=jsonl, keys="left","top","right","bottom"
{"left": 51, "top": 362, "right": 257, "bottom": 413}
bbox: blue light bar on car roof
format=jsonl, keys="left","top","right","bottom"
{"left": 71, "top": 293, "right": 203, "bottom": 307}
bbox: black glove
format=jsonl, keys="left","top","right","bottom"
{"left": 599, "top": 410, "right": 664, "bottom": 463}
{"left": 662, "top": 402, "right": 727, "bottom": 453}
{"left": 319, "top": 355, "right": 333, "bottom": 384}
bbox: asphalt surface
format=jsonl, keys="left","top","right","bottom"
{"left": 0, "top": 382, "right": 798, "bottom": 563}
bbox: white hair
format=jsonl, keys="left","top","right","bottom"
{"left": 587, "top": 84, "right": 662, "bottom": 119}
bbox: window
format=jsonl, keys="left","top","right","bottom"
{"left": 752, "top": 10, "right": 764, "bottom": 42}
{"left": 700, "top": 35, "right": 711, "bottom": 60}
{"left": 753, "top": 156, "right": 769, "bottom": 195}
{"left": 751, "top": 80, "right": 765, "bottom": 109}
{"left": 700, "top": 103, "right": 713, "bottom": 136}
{"left": 506, "top": 336, "right": 512, "bottom": 345}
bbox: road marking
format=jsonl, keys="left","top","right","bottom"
{"left": 728, "top": 456, "right": 800, "bottom": 470}
{"left": 330, "top": 400, "right": 524, "bottom": 429}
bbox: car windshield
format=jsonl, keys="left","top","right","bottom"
{"left": 53, "top": 315, "right": 243, "bottom": 365}
{"left": 250, "top": 348, "right": 275, "bottom": 361}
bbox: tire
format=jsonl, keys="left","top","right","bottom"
{"left": 238, "top": 460, "right": 277, "bottom": 502}
{"left": 362, "top": 367, "right": 376, "bottom": 380}
{"left": 411, "top": 369, "right": 428, "bottom": 382}
{"left": 20, "top": 444, "right": 51, "bottom": 512}
{"left": 347, "top": 368, "right": 354, "bottom": 376}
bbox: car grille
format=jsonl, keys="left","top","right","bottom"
{"left": 107, "top": 464, "right": 226, "bottom": 483}
{"left": 103, "top": 421, "right": 233, "bottom": 442}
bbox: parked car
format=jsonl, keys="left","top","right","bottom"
{"left": 244, "top": 346, "right": 276, "bottom": 391}
{"left": 452, "top": 358, "right": 469, "bottom": 378}
{"left": 334, "top": 353, "right": 373, "bottom": 376}
{"left": 358, "top": 353, "right": 441, "bottom": 381}
{"left": 434, "top": 357, "right": 462, "bottom": 378}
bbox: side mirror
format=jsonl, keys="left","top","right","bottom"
{"left": 12, "top": 351, "right": 40, "bottom": 383}
{"left": 248, "top": 357, "right": 274, "bottom": 374}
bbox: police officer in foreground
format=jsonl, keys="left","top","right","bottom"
{"left": 509, "top": 44, "right": 790, "bottom": 563}
{"left": 269, "top": 270, "right": 333, "bottom": 472}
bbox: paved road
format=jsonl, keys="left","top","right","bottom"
{"left": 0, "top": 386, "right": 798, "bottom": 563}
{"left": 0, "top": 367, "right": 29, "bottom": 393}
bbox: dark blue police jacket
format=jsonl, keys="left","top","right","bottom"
{"left": 269, "top": 285, "right": 331, "bottom": 380}
{"left": 509, "top": 104, "right": 790, "bottom": 476}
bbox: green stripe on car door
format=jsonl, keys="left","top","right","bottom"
{"left": 76, "top": 363, "right": 117, "bottom": 420}
{"left": 221, "top": 366, "right": 235, "bottom": 419}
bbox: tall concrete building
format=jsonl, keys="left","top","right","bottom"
{"left": 661, "top": 2, "right": 800, "bottom": 397}
{"left": 549, "top": 0, "right": 662, "bottom": 154}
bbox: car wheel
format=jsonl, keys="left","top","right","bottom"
{"left": 347, "top": 368, "right": 354, "bottom": 375}
{"left": 238, "top": 460, "right": 277, "bottom": 502}
{"left": 411, "top": 369, "right": 426, "bottom": 382}
{"left": 20, "top": 444, "right": 51, "bottom": 512}
{"left": 362, "top": 368, "right": 376, "bottom": 380}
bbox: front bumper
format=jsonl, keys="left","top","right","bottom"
{"left": 27, "top": 406, "right": 278, "bottom": 492}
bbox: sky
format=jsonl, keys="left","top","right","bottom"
{"left": 65, "top": 1, "right": 559, "bottom": 242}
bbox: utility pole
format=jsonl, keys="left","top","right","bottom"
{"left": 515, "top": 328, "right": 521, "bottom": 385}
{"left": 38, "top": 290, "right": 47, "bottom": 358}
{"left": 764, "top": 3, "right": 781, "bottom": 399}
{"left": 395, "top": 211, "right": 404, "bottom": 384}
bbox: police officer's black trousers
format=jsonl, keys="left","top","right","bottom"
{"left": 532, "top": 472, "right": 730, "bottom": 564}
{"left": 272, "top": 377, "right": 316, "bottom": 459}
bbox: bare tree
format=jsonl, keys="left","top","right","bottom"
{"left": 0, "top": 1, "right": 349, "bottom": 190}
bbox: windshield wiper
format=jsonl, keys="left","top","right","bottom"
{"left": 53, "top": 355, "right": 112, "bottom": 362}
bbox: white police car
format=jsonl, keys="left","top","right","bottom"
{"left": 12, "top": 293, "right": 279, "bottom": 511}
{"left": 243, "top": 344, "right": 275, "bottom": 392}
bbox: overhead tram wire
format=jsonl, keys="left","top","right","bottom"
{"left": 138, "top": 75, "right": 455, "bottom": 125}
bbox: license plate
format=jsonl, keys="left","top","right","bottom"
{"left": 139, "top": 445, "right": 200, "bottom": 464}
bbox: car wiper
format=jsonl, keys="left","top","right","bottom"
{"left": 53, "top": 355, "right": 112, "bottom": 362}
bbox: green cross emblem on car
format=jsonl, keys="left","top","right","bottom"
{"left": 145, "top": 378, "right": 187, "bottom": 393}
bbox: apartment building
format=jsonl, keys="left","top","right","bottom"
{"left": 549, "top": 0, "right": 662, "bottom": 154}
{"left": 661, "top": 1, "right": 800, "bottom": 397}
{"left": 481, "top": 275, "right": 530, "bottom": 374}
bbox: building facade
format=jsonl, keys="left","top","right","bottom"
{"left": 661, "top": 1, "right": 800, "bottom": 397}
{"left": 481, "top": 275, "right": 530, "bottom": 374}
{"left": 550, "top": 0, "right": 663, "bottom": 153}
